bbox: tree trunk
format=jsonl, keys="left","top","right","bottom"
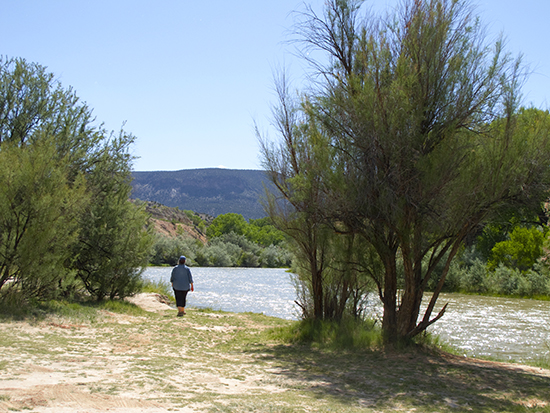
{"left": 311, "top": 261, "right": 324, "bottom": 319}
{"left": 381, "top": 257, "right": 398, "bottom": 343}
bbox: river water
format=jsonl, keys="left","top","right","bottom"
{"left": 143, "top": 267, "right": 550, "bottom": 363}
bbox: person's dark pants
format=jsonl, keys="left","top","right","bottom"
{"left": 173, "top": 289, "right": 189, "bottom": 308}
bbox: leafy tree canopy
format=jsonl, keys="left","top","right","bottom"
{"left": 489, "top": 226, "right": 548, "bottom": 272}
{"left": 261, "top": 0, "right": 550, "bottom": 343}
{"left": 206, "top": 213, "right": 248, "bottom": 238}
{"left": 206, "top": 213, "right": 287, "bottom": 247}
{"left": 0, "top": 56, "right": 152, "bottom": 302}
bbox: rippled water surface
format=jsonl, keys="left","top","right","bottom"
{"left": 143, "top": 267, "right": 299, "bottom": 320}
{"left": 424, "top": 293, "right": 550, "bottom": 362}
{"left": 143, "top": 267, "right": 550, "bottom": 362}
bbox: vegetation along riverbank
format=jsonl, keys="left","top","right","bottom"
{"left": 1, "top": 293, "right": 549, "bottom": 413}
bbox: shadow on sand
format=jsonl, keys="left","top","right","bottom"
{"left": 248, "top": 343, "right": 550, "bottom": 411}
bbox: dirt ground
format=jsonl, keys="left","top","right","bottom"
{"left": 1, "top": 293, "right": 549, "bottom": 413}
{"left": 0, "top": 294, "right": 291, "bottom": 413}
{"left": 1, "top": 295, "right": 172, "bottom": 412}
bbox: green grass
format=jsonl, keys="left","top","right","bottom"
{"left": 140, "top": 278, "right": 173, "bottom": 298}
{"left": 532, "top": 341, "right": 550, "bottom": 369}
{"left": 0, "top": 292, "right": 152, "bottom": 322}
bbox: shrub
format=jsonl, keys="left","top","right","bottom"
{"left": 0, "top": 140, "right": 86, "bottom": 301}
{"left": 151, "top": 224, "right": 292, "bottom": 268}
{"left": 206, "top": 213, "right": 247, "bottom": 238}
{"left": 488, "top": 264, "right": 530, "bottom": 296}
{"left": 488, "top": 226, "right": 546, "bottom": 272}
{"left": 203, "top": 244, "right": 235, "bottom": 267}
{"left": 458, "top": 259, "right": 489, "bottom": 293}
{"left": 260, "top": 245, "right": 293, "bottom": 268}
{"left": 527, "top": 264, "right": 550, "bottom": 295}
{"left": 238, "top": 251, "right": 260, "bottom": 267}
{"left": 150, "top": 235, "right": 202, "bottom": 266}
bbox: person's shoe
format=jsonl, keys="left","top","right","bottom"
{"left": 177, "top": 312, "right": 183, "bottom": 317}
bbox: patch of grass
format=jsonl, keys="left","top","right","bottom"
{"left": 41, "top": 300, "right": 100, "bottom": 320}
{"left": 38, "top": 298, "right": 148, "bottom": 320}
{"left": 193, "top": 306, "right": 223, "bottom": 314}
{"left": 90, "top": 299, "right": 148, "bottom": 316}
{"left": 276, "top": 317, "right": 467, "bottom": 358}
{"left": 0, "top": 294, "right": 149, "bottom": 322}
{"left": 0, "top": 298, "right": 99, "bottom": 323}
{"left": 412, "top": 331, "right": 460, "bottom": 354}
{"left": 141, "top": 278, "right": 173, "bottom": 298}
{"left": 207, "top": 399, "right": 305, "bottom": 413}
{"left": 533, "top": 341, "right": 550, "bottom": 369}
{"left": 277, "top": 317, "right": 383, "bottom": 351}
{"left": 0, "top": 295, "right": 39, "bottom": 321}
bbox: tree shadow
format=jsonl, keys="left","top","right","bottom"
{"left": 246, "top": 343, "right": 550, "bottom": 411}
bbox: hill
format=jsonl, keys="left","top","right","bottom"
{"left": 130, "top": 168, "right": 274, "bottom": 220}
{"left": 132, "top": 200, "right": 209, "bottom": 242}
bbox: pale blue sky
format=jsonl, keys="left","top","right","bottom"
{"left": 2, "top": 0, "right": 548, "bottom": 171}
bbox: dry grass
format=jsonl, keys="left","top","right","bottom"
{"left": 0, "top": 293, "right": 549, "bottom": 412}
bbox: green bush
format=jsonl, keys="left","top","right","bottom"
{"left": 238, "top": 251, "right": 260, "bottom": 267}
{"left": 526, "top": 264, "right": 550, "bottom": 295}
{"left": 150, "top": 228, "right": 292, "bottom": 268}
{"left": 201, "top": 244, "right": 235, "bottom": 267}
{"left": 0, "top": 57, "right": 151, "bottom": 303}
{"left": 246, "top": 218, "right": 286, "bottom": 246}
{"left": 458, "top": 259, "right": 489, "bottom": 293}
{"left": 0, "top": 140, "right": 85, "bottom": 301}
{"left": 484, "top": 263, "right": 550, "bottom": 297}
{"left": 206, "top": 213, "right": 247, "bottom": 238}
{"left": 214, "top": 233, "right": 261, "bottom": 255}
{"left": 150, "top": 235, "right": 202, "bottom": 266}
{"left": 260, "top": 245, "right": 293, "bottom": 268}
{"left": 141, "top": 278, "right": 173, "bottom": 298}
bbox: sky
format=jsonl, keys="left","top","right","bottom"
{"left": 2, "top": 0, "right": 549, "bottom": 172}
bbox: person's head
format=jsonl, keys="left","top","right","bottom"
{"left": 179, "top": 256, "right": 186, "bottom": 265}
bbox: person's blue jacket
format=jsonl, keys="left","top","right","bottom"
{"left": 170, "top": 264, "right": 194, "bottom": 291}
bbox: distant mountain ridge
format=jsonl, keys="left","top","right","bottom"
{"left": 130, "top": 168, "right": 275, "bottom": 220}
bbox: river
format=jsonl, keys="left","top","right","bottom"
{"left": 143, "top": 266, "right": 550, "bottom": 363}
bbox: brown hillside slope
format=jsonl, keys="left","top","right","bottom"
{"left": 135, "top": 200, "right": 210, "bottom": 243}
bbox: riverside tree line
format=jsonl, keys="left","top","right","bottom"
{"left": 149, "top": 212, "right": 292, "bottom": 268}
{"left": 2, "top": 0, "right": 550, "bottom": 347}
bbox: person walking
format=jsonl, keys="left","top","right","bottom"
{"left": 170, "top": 256, "right": 194, "bottom": 317}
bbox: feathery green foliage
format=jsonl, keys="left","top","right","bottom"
{"left": 0, "top": 56, "right": 152, "bottom": 303}
{"left": 260, "top": 0, "right": 550, "bottom": 344}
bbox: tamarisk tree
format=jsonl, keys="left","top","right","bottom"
{"left": 0, "top": 57, "right": 152, "bottom": 301}
{"left": 261, "top": 0, "right": 550, "bottom": 343}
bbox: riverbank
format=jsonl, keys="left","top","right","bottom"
{"left": 0, "top": 293, "right": 549, "bottom": 412}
